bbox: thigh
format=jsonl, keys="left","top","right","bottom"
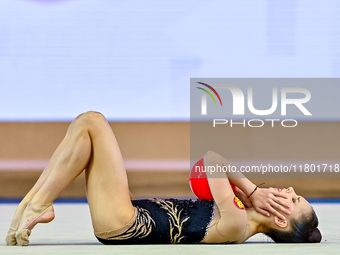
{"left": 84, "top": 112, "right": 135, "bottom": 232}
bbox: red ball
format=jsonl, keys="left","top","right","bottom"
{"left": 189, "top": 158, "right": 213, "bottom": 200}
{"left": 189, "top": 158, "right": 236, "bottom": 200}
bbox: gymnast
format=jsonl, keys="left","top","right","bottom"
{"left": 5, "top": 111, "right": 321, "bottom": 245}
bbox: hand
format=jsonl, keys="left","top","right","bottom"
{"left": 249, "top": 187, "right": 291, "bottom": 220}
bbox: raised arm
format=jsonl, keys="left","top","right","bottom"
{"left": 202, "top": 151, "right": 248, "bottom": 243}
{"left": 203, "top": 151, "right": 290, "bottom": 220}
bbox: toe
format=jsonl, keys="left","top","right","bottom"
{"left": 5, "top": 234, "right": 17, "bottom": 246}
{"left": 16, "top": 229, "right": 31, "bottom": 246}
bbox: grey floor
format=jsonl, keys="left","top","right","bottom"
{"left": 0, "top": 202, "right": 339, "bottom": 255}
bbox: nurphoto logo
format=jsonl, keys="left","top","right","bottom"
{"left": 196, "top": 82, "right": 312, "bottom": 128}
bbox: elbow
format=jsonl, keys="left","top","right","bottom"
{"left": 204, "top": 151, "right": 222, "bottom": 165}
{"left": 204, "top": 150, "right": 216, "bottom": 157}
{"left": 204, "top": 151, "right": 231, "bottom": 167}
{"left": 205, "top": 150, "right": 222, "bottom": 158}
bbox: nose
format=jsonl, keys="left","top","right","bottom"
{"left": 287, "top": 187, "right": 295, "bottom": 193}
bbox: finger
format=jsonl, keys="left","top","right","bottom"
{"left": 268, "top": 188, "right": 288, "bottom": 199}
{"left": 274, "top": 192, "right": 288, "bottom": 199}
{"left": 255, "top": 207, "right": 271, "bottom": 217}
{"left": 270, "top": 202, "right": 291, "bottom": 215}
{"left": 265, "top": 206, "right": 286, "bottom": 220}
{"left": 272, "top": 197, "right": 291, "bottom": 210}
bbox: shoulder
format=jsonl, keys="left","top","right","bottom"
{"left": 203, "top": 211, "right": 248, "bottom": 244}
{"left": 202, "top": 195, "right": 249, "bottom": 244}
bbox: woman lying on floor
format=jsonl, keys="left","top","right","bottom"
{"left": 6, "top": 111, "right": 321, "bottom": 246}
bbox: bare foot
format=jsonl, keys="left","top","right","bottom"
{"left": 15, "top": 203, "right": 55, "bottom": 246}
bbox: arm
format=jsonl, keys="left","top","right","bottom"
{"left": 203, "top": 151, "right": 290, "bottom": 219}
{"left": 203, "top": 150, "right": 256, "bottom": 202}
{"left": 232, "top": 186, "right": 253, "bottom": 208}
{"left": 202, "top": 151, "right": 248, "bottom": 242}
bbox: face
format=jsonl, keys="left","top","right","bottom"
{"left": 275, "top": 187, "right": 313, "bottom": 228}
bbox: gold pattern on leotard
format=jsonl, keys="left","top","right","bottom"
{"left": 150, "top": 198, "right": 189, "bottom": 244}
{"left": 108, "top": 207, "right": 155, "bottom": 240}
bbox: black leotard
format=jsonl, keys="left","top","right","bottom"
{"left": 95, "top": 198, "right": 215, "bottom": 244}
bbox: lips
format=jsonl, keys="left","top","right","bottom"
{"left": 276, "top": 187, "right": 284, "bottom": 192}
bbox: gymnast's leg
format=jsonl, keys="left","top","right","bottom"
{"left": 6, "top": 117, "right": 81, "bottom": 245}
{"left": 12, "top": 111, "right": 134, "bottom": 245}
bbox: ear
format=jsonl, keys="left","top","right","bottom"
{"left": 274, "top": 216, "right": 288, "bottom": 228}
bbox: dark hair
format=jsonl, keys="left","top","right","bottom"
{"left": 266, "top": 209, "right": 322, "bottom": 243}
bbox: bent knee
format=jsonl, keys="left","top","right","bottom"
{"left": 83, "top": 111, "right": 105, "bottom": 119}
{"left": 75, "top": 111, "right": 107, "bottom": 128}
{"left": 79, "top": 111, "right": 105, "bottom": 121}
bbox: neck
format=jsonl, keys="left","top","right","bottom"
{"left": 244, "top": 208, "right": 272, "bottom": 239}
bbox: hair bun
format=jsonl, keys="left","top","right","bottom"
{"left": 307, "top": 228, "right": 322, "bottom": 243}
